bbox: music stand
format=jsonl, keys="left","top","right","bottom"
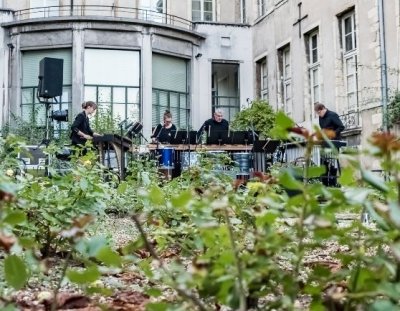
{"left": 252, "top": 139, "right": 280, "bottom": 154}
{"left": 188, "top": 131, "right": 198, "bottom": 145}
{"left": 207, "top": 130, "right": 230, "bottom": 145}
{"left": 170, "top": 130, "right": 189, "bottom": 145}
{"left": 231, "top": 131, "right": 254, "bottom": 145}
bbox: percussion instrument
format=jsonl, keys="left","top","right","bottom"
{"left": 181, "top": 151, "right": 200, "bottom": 169}
{"left": 158, "top": 146, "right": 175, "bottom": 168}
{"left": 232, "top": 152, "right": 253, "bottom": 173}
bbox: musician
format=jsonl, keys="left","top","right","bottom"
{"left": 314, "top": 103, "right": 344, "bottom": 187}
{"left": 314, "top": 103, "right": 345, "bottom": 140}
{"left": 151, "top": 110, "right": 177, "bottom": 144}
{"left": 197, "top": 108, "right": 229, "bottom": 142}
{"left": 70, "top": 101, "right": 102, "bottom": 149}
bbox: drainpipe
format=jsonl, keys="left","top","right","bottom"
{"left": 378, "top": 0, "right": 389, "bottom": 131}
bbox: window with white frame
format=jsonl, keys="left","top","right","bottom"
{"left": 307, "top": 31, "right": 320, "bottom": 106}
{"left": 192, "top": 0, "right": 214, "bottom": 21}
{"left": 259, "top": 58, "right": 268, "bottom": 100}
{"left": 282, "top": 46, "right": 292, "bottom": 115}
{"left": 258, "top": 0, "right": 266, "bottom": 17}
{"left": 241, "top": 0, "right": 246, "bottom": 23}
{"left": 341, "top": 10, "right": 358, "bottom": 111}
{"left": 139, "top": 0, "right": 165, "bottom": 23}
{"left": 30, "top": 0, "right": 59, "bottom": 18}
{"left": 84, "top": 49, "right": 141, "bottom": 124}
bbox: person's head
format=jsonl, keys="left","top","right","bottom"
{"left": 213, "top": 109, "right": 224, "bottom": 123}
{"left": 314, "top": 103, "right": 327, "bottom": 117}
{"left": 82, "top": 101, "right": 97, "bottom": 115}
{"left": 163, "top": 110, "right": 172, "bottom": 126}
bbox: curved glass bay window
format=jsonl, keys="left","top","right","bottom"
{"left": 84, "top": 49, "right": 141, "bottom": 127}
{"left": 152, "top": 54, "right": 189, "bottom": 129}
{"left": 21, "top": 48, "right": 72, "bottom": 137}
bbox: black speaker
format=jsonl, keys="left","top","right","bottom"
{"left": 38, "top": 57, "right": 63, "bottom": 98}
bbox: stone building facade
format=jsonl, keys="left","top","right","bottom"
{"left": 0, "top": 0, "right": 398, "bottom": 148}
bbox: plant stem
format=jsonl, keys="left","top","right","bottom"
{"left": 51, "top": 250, "right": 72, "bottom": 311}
{"left": 223, "top": 206, "right": 247, "bottom": 311}
{"left": 131, "top": 214, "right": 211, "bottom": 311}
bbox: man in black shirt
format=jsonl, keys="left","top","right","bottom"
{"left": 314, "top": 103, "right": 345, "bottom": 140}
{"left": 197, "top": 109, "right": 229, "bottom": 143}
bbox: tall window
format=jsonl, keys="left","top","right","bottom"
{"left": 139, "top": 0, "right": 165, "bottom": 23}
{"left": 241, "top": 0, "right": 246, "bottom": 23}
{"left": 84, "top": 49, "right": 140, "bottom": 123}
{"left": 192, "top": 0, "right": 214, "bottom": 22}
{"left": 30, "top": 0, "right": 59, "bottom": 18}
{"left": 278, "top": 46, "right": 292, "bottom": 115}
{"left": 258, "top": 0, "right": 266, "bottom": 17}
{"left": 307, "top": 31, "right": 320, "bottom": 106}
{"left": 340, "top": 10, "right": 358, "bottom": 111}
{"left": 211, "top": 63, "right": 240, "bottom": 121}
{"left": 152, "top": 54, "right": 189, "bottom": 129}
{"left": 257, "top": 58, "right": 268, "bottom": 100}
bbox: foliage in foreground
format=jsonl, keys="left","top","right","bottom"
{"left": 1, "top": 113, "right": 400, "bottom": 310}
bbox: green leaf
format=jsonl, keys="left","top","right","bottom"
{"left": 66, "top": 266, "right": 101, "bottom": 284}
{"left": 370, "top": 300, "right": 397, "bottom": 311}
{"left": 280, "top": 169, "right": 303, "bottom": 190}
{"left": 117, "top": 182, "right": 128, "bottom": 194}
{"left": 171, "top": 190, "right": 192, "bottom": 208}
{"left": 389, "top": 202, "right": 400, "bottom": 228}
{"left": 3, "top": 211, "right": 27, "bottom": 225}
{"left": 275, "top": 111, "right": 294, "bottom": 129}
{"left": 361, "top": 169, "right": 389, "bottom": 193}
{"left": 95, "top": 246, "right": 122, "bottom": 267}
{"left": 306, "top": 166, "right": 326, "bottom": 178}
{"left": 146, "top": 302, "right": 169, "bottom": 311}
{"left": 1, "top": 304, "right": 19, "bottom": 311}
{"left": 148, "top": 186, "right": 164, "bottom": 205}
{"left": 338, "top": 166, "right": 355, "bottom": 186}
{"left": 145, "top": 288, "right": 163, "bottom": 297}
{"left": 4, "top": 255, "right": 28, "bottom": 290}
{"left": 80, "top": 178, "right": 88, "bottom": 191}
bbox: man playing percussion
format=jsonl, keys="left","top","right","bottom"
{"left": 314, "top": 103, "right": 345, "bottom": 140}
{"left": 197, "top": 108, "right": 229, "bottom": 143}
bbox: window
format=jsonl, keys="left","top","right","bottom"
{"left": 84, "top": 49, "right": 141, "bottom": 124}
{"left": 257, "top": 58, "right": 268, "bottom": 100}
{"left": 152, "top": 54, "right": 189, "bottom": 129}
{"left": 340, "top": 10, "right": 358, "bottom": 111}
{"left": 258, "top": 0, "right": 266, "bottom": 17}
{"left": 139, "top": 0, "right": 165, "bottom": 23}
{"left": 211, "top": 63, "right": 240, "bottom": 121}
{"left": 192, "top": 0, "right": 214, "bottom": 22}
{"left": 278, "top": 46, "right": 292, "bottom": 115}
{"left": 241, "top": 0, "right": 246, "bottom": 23}
{"left": 341, "top": 11, "right": 357, "bottom": 53}
{"left": 21, "top": 49, "right": 71, "bottom": 137}
{"left": 30, "top": 0, "right": 59, "bottom": 18}
{"left": 307, "top": 31, "right": 320, "bottom": 106}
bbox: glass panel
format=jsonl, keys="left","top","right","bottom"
{"left": 345, "top": 34, "right": 353, "bottom": 51}
{"left": 113, "top": 104, "right": 126, "bottom": 120}
{"left": 204, "top": 12, "right": 213, "bottom": 21}
{"left": 170, "top": 93, "right": 179, "bottom": 108}
{"left": 159, "top": 91, "right": 168, "bottom": 108}
{"left": 22, "top": 89, "right": 33, "bottom": 104}
{"left": 344, "top": 17, "right": 352, "bottom": 35}
{"left": 62, "top": 86, "right": 72, "bottom": 102}
{"left": 128, "top": 104, "right": 140, "bottom": 121}
{"left": 127, "top": 88, "right": 140, "bottom": 104}
{"left": 313, "top": 85, "right": 320, "bottom": 102}
{"left": 192, "top": 0, "right": 201, "bottom": 10}
{"left": 85, "top": 86, "right": 97, "bottom": 101}
{"left": 36, "top": 105, "right": 46, "bottom": 126}
{"left": 98, "top": 87, "right": 111, "bottom": 103}
{"left": 312, "top": 68, "right": 319, "bottom": 85}
{"left": 113, "top": 87, "right": 126, "bottom": 103}
{"left": 21, "top": 105, "right": 33, "bottom": 122}
{"left": 204, "top": 1, "right": 212, "bottom": 12}
{"left": 312, "top": 48, "right": 318, "bottom": 64}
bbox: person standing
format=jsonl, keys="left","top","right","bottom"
{"left": 70, "top": 101, "right": 102, "bottom": 150}
{"left": 197, "top": 108, "right": 229, "bottom": 142}
{"left": 151, "top": 110, "right": 177, "bottom": 144}
{"left": 314, "top": 103, "right": 345, "bottom": 140}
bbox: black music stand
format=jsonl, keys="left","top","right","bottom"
{"left": 170, "top": 130, "right": 189, "bottom": 145}
{"left": 189, "top": 131, "right": 198, "bottom": 145}
{"left": 231, "top": 131, "right": 254, "bottom": 145}
{"left": 207, "top": 130, "right": 230, "bottom": 145}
